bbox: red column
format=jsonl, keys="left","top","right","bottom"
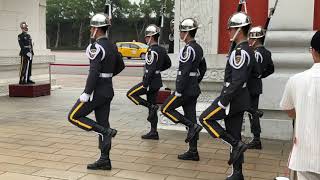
{"left": 314, "top": 0, "right": 320, "bottom": 30}
{"left": 218, "top": 0, "right": 268, "bottom": 54}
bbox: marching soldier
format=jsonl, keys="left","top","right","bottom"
{"left": 160, "top": 18, "right": 204, "bottom": 161}
{"left": 18, "top": 22, "right": 34, "bottom": 84}
{"left": 68, "top": 13, "right": 124, "bottom": 170}
{"left": 168, "top": 19, "right": 174, "bottom": 53}
{"left": 247, "top": 26, "right": 274, "bottom": 149}
{"left": 127, "top": 24, "right": 171, "bottom": 140}
{"left": 199, "top": 12, "right": 254, "bottom": 180}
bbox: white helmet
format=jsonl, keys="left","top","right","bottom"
{"left": 249, "top": 26, "right": 266, "bottom": 39}
{"left": 179, "top": 18, "right": 198, "bottom": 32}
{"left": 90, "top": 13, "right": 111, "bottom": 27}
{"left": 144, "top": 24, "right": 160, "bottom": 37}
{"left": 228, "top": 12, "right": 251, "bottom": 29}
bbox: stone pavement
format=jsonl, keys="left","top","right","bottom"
{"left": 0, "top": 75, "right": 292, "bottom": 180}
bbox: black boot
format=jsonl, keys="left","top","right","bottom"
{"left": 256, "top": 109, "right": 264, "bottom": 118}
{"left": 147, "top": 104, "right": 159, "bottom": 120}
{"left": 248, "top": 137, "right": 262, "bottom": 149}
{"left": 27, "top": 79, "right": 35, "bottom": 84}
{"left": 87, "top": 152, "right": 111, "bottom": 170}
{"left": 178, "top": 136, "right": 199, "bottom": 161}
{"left": 221, "top": 134, "right": 248, "bottom": 165}
{"left": 178, "top": 150, "right": 199, "bottom": 161}
{"left": 228, "top": 141, "right": 248, "bottom": 165}
{"left": 185, "top": 124, "right": 202, "bottom": 143}
{"left": 141, "top": 130, "right": 159, "bottom": 140}
{"left": 226, "top": 160, "right": 244, "bottom": 180}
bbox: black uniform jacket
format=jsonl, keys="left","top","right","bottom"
{"left": 142, "top": 44, "right": 170, "bottom": 90}
{"left": 175, "top": 40, "right": 204, "bottom": 97}
{"left": 247, "top": 45, "right": 274, "bottom": 95}
{"left": 84, "top": 36, "right": 122, "bottom": 98}
{"left": 18, "top": 32, "right": 33, "bottom": 56}
{"left": 219, "top": 41, "right": 255, "bottom": 114}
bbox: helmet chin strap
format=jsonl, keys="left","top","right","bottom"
{"left": 90, "top": 28, "right": 98, "bottom": 44}
{"left": 249, "top": 39, "right": 257, "bottom": 47}
{"left": 230, "top": 28, "right": 241, "bottom": 42}
{"left": 147, "top": 37, "right": 152, "bottom": 45}
{"left": 180, "top": 32, "right": 189, "bottom": 42}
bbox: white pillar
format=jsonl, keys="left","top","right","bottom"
{"left": 268, "top": 0, "right": 315, "bottom": 30}
{"left": 0, "top": 0, "right": 55, "bottom": 96}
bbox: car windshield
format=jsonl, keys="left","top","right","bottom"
{"left": 138, "top": 43, "right": 148, "bottom": 48}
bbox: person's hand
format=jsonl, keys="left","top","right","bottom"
{"left": 218, "top": 101, "right": 230, "bottom": 115}
{"left": 79, "top": 93, "right": 90, "bottom": 102}
{"left": 175, "top": 92, "right": 182, "bottom": 97}
{"left": 143, "top": 86, "right": 149, "bottom": 91}
{"left": 26, "top": 52, "right": 32, "bottom": 58}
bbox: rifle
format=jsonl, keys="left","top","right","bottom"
{"left": 158, "top": 0, "right": 167, "bottom": 45}
{"left": 104, "top": 1, "right": 112, "bottom": 21}
{"left": 262, "top": 0, "right": 279, "bottom": 45}
{"left": 104, "top": 0, "right": 112, "bottom": 38}
{"left": 227, "top": 0, "right": 247, "bottom": 56}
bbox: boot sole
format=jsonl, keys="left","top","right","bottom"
{"left": 141, "top": 137, "right": 159, "bottom": 140}
{"left": 87, "top": 166, "right": 111, "bottom": 170}
{"left": 178, "top": 156, "right": 199, "bottom": 161}
{"left": 111, "top": 129, "right": 117, "bottom": 138}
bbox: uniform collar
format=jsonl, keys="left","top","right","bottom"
{"left": 149, "top": 43, "right": 158, "bottom": 47}
{"left": 186, "top": 39, "right": 196, "bottom": 45}
{"left": 236, "top": 40, "right": 248, "bottom": 46}
{"left": 96, "top": 35, "right": 107, "bottom": 41}
{"left": 255, "top": 44, "right": 264, "bottom": 49}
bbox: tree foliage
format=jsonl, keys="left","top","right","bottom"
{"left": 46, "top": 0, "right": 174, "bottom": 49}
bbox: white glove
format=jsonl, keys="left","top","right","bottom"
{"left": 79, "top": 93, "right": 90, "bottom": 102}
{"left": 175, "top": 92, "right": 182, "bottom": 97}
{"left": 26, "top": 52, "right": 32, "bottom": 58}
{"left": 143, "top": 86, "right": 149, "bottom": 91}
{"left": 218, "top": 101, "right": 230, "bottom": 115}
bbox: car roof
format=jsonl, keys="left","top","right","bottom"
{"left": 116, "top": 42, "right": 145, "bottom": 45}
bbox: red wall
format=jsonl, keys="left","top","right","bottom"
{"left": 314, "top": 0, "right": 320, "bottom": 30}
{"left": 218, "top": 0, "right": 268, "bottom": 54}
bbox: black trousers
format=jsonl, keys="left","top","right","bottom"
{"left": 127, "top": 82, "right": 159, "bottom": 130}
{"left": 249, "top": 94, "right": 261, "bottom": 136}
{"left": 160, "top": 93, "right": 199, "bottom": 150}
{"left": 68, "top": 95, "right": 112, "bottom": 151}
{"left": 199, "top": 97, "right": 244, "bottom": 164}
{"left": 19, "top": 55, "right": 32, "bottom": 83}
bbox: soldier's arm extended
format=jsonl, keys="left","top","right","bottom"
{"left": 261, "top": 50, "right": 274, "bottom": 78}
{"left": 198, "top": 57, "right": 207, "bottom": 83}
{"left": 142, "top": 50, "right": 158, "bottom": 88}
{"left": 220, "top": 49, "right": 249, "bottom": 106}
{"left": 84, "top": 43, "right": 105, "bottom": 95}
{"left": 176, "top": 46, "right": 195, "bottom": 94}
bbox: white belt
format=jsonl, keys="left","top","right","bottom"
{"left": 99, "top": 73, "right": 113, "bottom": 78}
{"left": 24, "top": 46, "right": 31, "bottom": 48}
{"left": 225, "top": 82, "right": 247, "bottom": 88}
{"left": 177, "top": 71, "right": 198, "bottom": 77}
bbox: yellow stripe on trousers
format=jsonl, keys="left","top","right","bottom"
{"left": 128, "top": 85, "right": 144, "bottom": 105}
{"left": 70, "top": 102, "right": 92, "bottom": 129}
{"left": 162, "top": 95, "right": 179, "bottom": 122}
{"left": 203, "top": 106, "right": 222, "bottom": 138}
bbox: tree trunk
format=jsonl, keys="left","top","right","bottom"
{"left": 46, "top": 34, "right": 50, "bottom": 48}
{"left": 54, "top": 22, "right": 60, "bottom": 48}
{"left": 77, "top": 22, "right": 83, "bottom": 48}
{"left": 134, "top": 23, "right": 140, "bottom": 41}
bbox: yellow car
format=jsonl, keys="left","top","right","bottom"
{"left": 116, "top": 42, "right": 148, "bottom": 59}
